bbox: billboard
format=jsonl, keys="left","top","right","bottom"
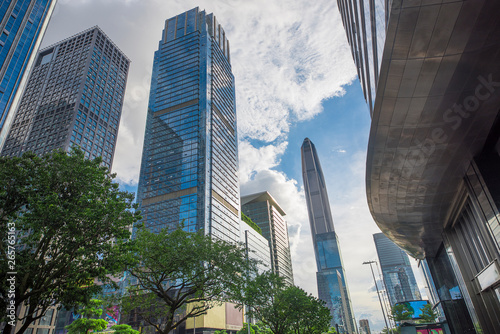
{"left": 417, "top": 329, "right": 444, "bottom": 334}
{"left": 395, "top": 300, "right": 430, "bottom": 319}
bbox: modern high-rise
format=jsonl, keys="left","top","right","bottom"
{"left": 136, "top": 7, "right": 240, "bottom": 246}
{"left": 358, "top": 319, "right": 371, "bottom": 334}
{"left": 241, "top": 191, "right": 294, "bottom": 285}
{"left": 1, "top": 26, "right": 130, "bottom": 169}
{"left": 134, "top": 9, "right": 242, "bottom": 333}
{"left": 0, "top": 0, "right": 57, "bottom": 148}
{"left": 373, "top": 233, "right": 421, "bottom": 306}
{"left": 301, "top": 138, "right": 356, "bottom": 332}
{"left": 338, "top": 1, "right": 500, "bottom": 333}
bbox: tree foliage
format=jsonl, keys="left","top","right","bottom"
{"left": 109, "top": 324, "right": 140, "bottom": 334}
{"left": 236, "top": 272, "right": 331, "bottom": 334}
{"left": 241, "top": 212, "right": 262, "bottom": 235}
{"left": 0, "top": 149, "right": 140, "bottom": 334}
{"left": 65, "top": 299, "right": 108, "bottom": 334}
{"left": 418, "top": 303, "right": 437, "bottom": 323}
{"left": 390, "top": 304, "right": 414, "bottom": 322}
{"left": 117, "top": 225, "right": 257, "bottom": 334}
{"left": 381, "top": 327, "right": 399, "bottom": 334}
{"left": 236, "top": 322, "right": 273, "bottom": 334}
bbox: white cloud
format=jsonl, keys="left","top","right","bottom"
{"left": 43, "top": 0, "right": 356, "bottom": 185}
{"left": 238, "top": 140, "right": 287, "bottom": 184}
{"left": 240, "top": 168, "right": 317, "bottom": 296}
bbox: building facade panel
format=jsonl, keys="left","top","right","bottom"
{"left": 0, "top": 0, "right": 57, "bottom": 148}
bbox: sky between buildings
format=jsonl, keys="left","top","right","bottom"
{"left": 39, "top": 0, "right": 428, "bottom": 332}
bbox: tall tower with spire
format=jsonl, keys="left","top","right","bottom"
{"left": 301, "top": 138, "right": 356, "bottom": 333}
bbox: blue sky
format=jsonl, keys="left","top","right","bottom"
{"left": 39, "top": 1, "right": 428, "bottom": 332}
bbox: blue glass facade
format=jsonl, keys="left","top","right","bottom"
{"left": 373, "top": 233, "right": 421, "bottom": 307}
{"left": 1, "top": 26, "right": 130, "bottom": 169}
{"left": 137, "top": 8, "right": 240, "bottom": 242}
{"left": 301, "top": 138, "right": 356, "bottom": 332}
{"left": 0, "top": 0, "right": 56, "bottom": 147}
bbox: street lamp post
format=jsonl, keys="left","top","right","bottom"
{"left": 363, "top": 261, "right": 390, "bottom": 331}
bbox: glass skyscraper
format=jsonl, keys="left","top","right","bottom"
{"left": 0, "top": 0, "right": 57, "bottom": 148}
{"left": 241, "top": 191, "right": 294, "bottom": 285}
{"left": 136, "top": 7, "right": 240, "bottom": 243}
{"left": 301, "top": 138, "right": 356, "bottom": 333}
{"left": 373, "top": 233, "right": 421, "bottom": 306}
{"left": 1, "top": 26, "right": 130, "bottom": 169}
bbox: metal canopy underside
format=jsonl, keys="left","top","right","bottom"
{"left": 366, "top": 0, "right": 500, "bottom": 259}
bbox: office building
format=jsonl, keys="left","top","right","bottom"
{"left": 136, "top": 7, "right": 240, "bottom": 243}
{"left": 301, "top": 138, "right": 356, "bottom": 332}
{"left": 242, "top": 221, "right": 272, "bottom": 275}
{"left": 373, "top": 233, "right": 421, "bottom": 306}
{"left": 135, "top": 8, "right": 242, "bottom": 333}
{"left": 0, "top": 0, "right": 57, "bottom": 148}
{"left": 358, "top": 319, "right": 370, "bottom": 334}
{"left": 338, "top": 1, "right": 500, "bottom": 333}
{"left": 241, "top": 191, "right": 294, "bottom": 285}
{"left": 1, "top": 26, "right": 130, "bottom": 169}
{"left": 5, "top": 26, "right": 129, "bottom": 334}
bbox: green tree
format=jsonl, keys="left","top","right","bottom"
{"left": 381, "top": 327, "right": 399, "bottom": 334}
{"left": 118, "top": 226, "right": 258, "bottom": 334}
{"left": 324, "top": 327, "right": 337, "bottom": 334}
{"left": 109, "top": 324, "right": 140, "bottom": 334}
{"left": 237, "top": 272, "right": 331, "bottom": 334}
{"left": 236, "top": 322, "right": 272, "bottom": 334}
{"left": 286, "top": 287, "right": 331, "bottom": 334}
{"left": 418, "top": 303, "right": 437, "bottom": 323}
{"left": 65, "top": 299, "right": 108, "bottom": 334}
{"left": 0, "top": 149, "right": 140, "bottom": 334}
{"left": 241, "top": 212, "right": 262, "bottom": 235}
{"left": 390, "top": 304, "right": 414, "bottom": 322}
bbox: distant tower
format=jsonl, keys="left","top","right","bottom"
{"left": 241, "top": 191, "right": 294, "bottom": 285}
{"left": 373, "top": 233, "right": 421, "bottom": 306}
{"left": 1, "top": 26, "right": 130, "bottom": 169}
{"left": 358, "top": 319, "right": 371, "bottom": 334}
{"left": 301, "top": 138, "right": 356, "bottom": 332}
{"left": 0, "top": 0, "right": 57, "bottom": 148}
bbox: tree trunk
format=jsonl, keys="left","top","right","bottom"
{"left": 2, "top": 323, "right": 13, "bottom": 334}
{"left": 13, "top": 317, "right": 34, "bottom": 334}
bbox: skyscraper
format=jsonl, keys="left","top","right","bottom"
{"left": 0, "top": 0, "right": 57, "bottom": 148}
{"left": 1, "top": 26, "right": 130, "bottom": 169}
{"left": 136, "top": 7, "right": 240, "bottom": 245}
{"left": 358, "top": 319, "right": 371, "bottom": 334}
{"left": 301, "top": 138, "right": 356, "bottom": 332}
{"left": 373, "top": 233, "right": 421, "bottom": 306}
{"left": 133, "top": 8, "right": 243, "bottom": 333}
{"left": 338, "top": 1, "right": 500, "bottom": 332}
{"left": 241, "top": 191, "right": 294, "bottom": 285}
